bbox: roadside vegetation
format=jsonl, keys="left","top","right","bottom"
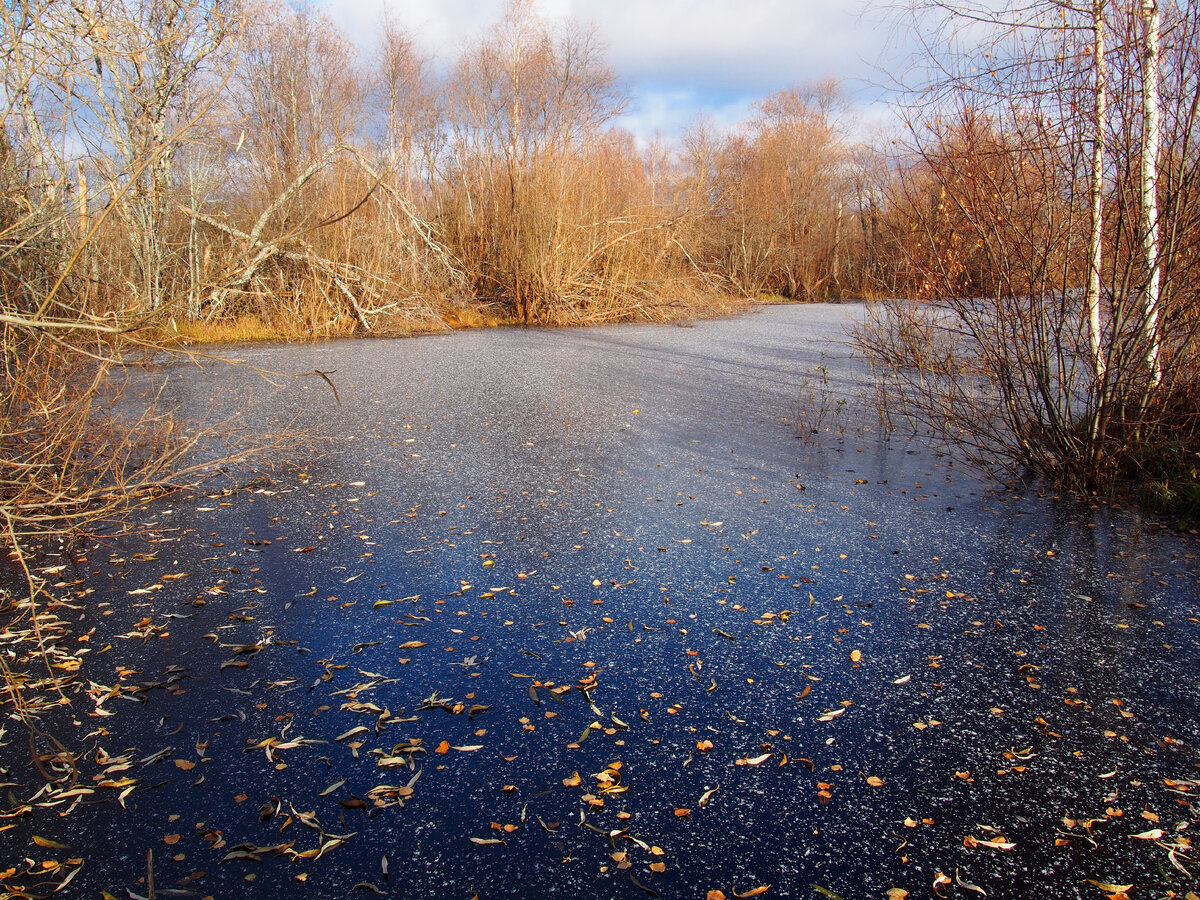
{"left": 856, "top": 0, "right": 1200, "bottom": 522}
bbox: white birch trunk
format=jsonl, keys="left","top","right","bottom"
{"left": 1141, "top": 0, "right": 1163, "bottom": 386}
{"left": 1086, "top": 0, "right": 1106, "bottom": 380}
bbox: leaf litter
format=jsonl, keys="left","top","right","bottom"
{"left": 1, "top": 329, "right": 1198, "bottom": 899}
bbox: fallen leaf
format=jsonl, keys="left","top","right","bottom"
{"left": 674, "top": 808, "right": 691, "bottom": 818}
{"left": 1130, "top": 828, "right": 1164, "bottom": 840}
{"left": 866, "top": 776, "right": 884, "bottom": 787}
{"left": 956, "top": 870, "right": 987, "bottom": 896}
{"left": 1086, "top": 881, "right": 1134, "bottom": 894}
{"left": 733, "top": 887, "right": 770, "bottom": 898}
{"left": 319, "top": 779, "right": 345, "bottom": 797}
{"left": 849, "top": 650, "right": 862, "bottom": 663}
{"left": 737, "top": 753, "right": 772, "bottom": 767}
{"left": 32, "top": 836, "right": 71, "bottom": 849}
{"left": 963, "top": 835, "right": 1015, "bottom": 851}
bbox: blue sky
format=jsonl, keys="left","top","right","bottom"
{"left": 318, "top": 0, "right": 901, "bottom": 143}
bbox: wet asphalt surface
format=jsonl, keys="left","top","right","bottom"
{"left": 3, "top": 304, "right": 1198, "bottom": 899}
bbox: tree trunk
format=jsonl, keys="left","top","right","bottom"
{"left": 1140, "top": 0, "right": 1162, "bottom": 387}
{"left": 1086, "top": 0, "right": 1107, "bottom": 381}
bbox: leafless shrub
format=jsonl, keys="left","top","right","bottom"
{"left": 857, "top": 1, "right": 1200, "bottom": 497}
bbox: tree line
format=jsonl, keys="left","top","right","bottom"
{"left": 0, "top": 0, "right": 911, "bottom": 339}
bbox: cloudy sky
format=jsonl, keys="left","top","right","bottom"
{"left": 317, "top": 0, "right": 906, "bottom": 143}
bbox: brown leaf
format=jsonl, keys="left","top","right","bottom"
{"left": 866, "top": 776, "right": 884, "bottom": 787}
{"left": 163, "top": 834, "right": 181, "bottom": 846}
{"left": 733, "top": 887, "right": 770, "bottom": 898}
{"left": 173, "top": 759, "right": 196, "bottom": 771}
{"left": 674, "top": 808, "right": 691, "bottom": 818}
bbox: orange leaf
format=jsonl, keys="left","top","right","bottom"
{"left": 734, "top": 887, "right": 770, "bottom": 898}
{"left": 435, "top": 740, "right": 450, "bottom": 754}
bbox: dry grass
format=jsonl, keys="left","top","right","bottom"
{"left": 162, "top": 315, "right": 284, "bottom": 345}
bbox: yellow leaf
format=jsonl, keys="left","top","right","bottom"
{"left": 32, "top": 836, "right": 71, "bottom": 849}
{"left": 866, "top": 776, "right": 884, "bottom": 787}
{"left": 1086, "top": 881, "right": 1134, "bottom": 894}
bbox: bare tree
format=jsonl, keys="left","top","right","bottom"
{"left": 858, "top": 0, "right": 1200, "bottom": 500}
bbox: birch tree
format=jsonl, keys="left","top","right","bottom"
{"left": 1140, "top": 0, "right": 1162, "bottom": 387}
{"left": 858, "top": 0, "right": 1200, "bottom": 494}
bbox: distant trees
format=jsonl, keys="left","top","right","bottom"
{"left": 2, "top": 0, "right": 884, "bottom": 336}
{"left": 439, "top": 0, "right": 640, "bottom": 323}
{"left": 697, "top": 81, "right": 850, "bottom": 299}
{"left": 857, "top": 0, "right": 1200, "bottom": 505}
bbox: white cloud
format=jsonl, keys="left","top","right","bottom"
{"left": 318, "top": 0, "right": 901, "bottom": 142}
